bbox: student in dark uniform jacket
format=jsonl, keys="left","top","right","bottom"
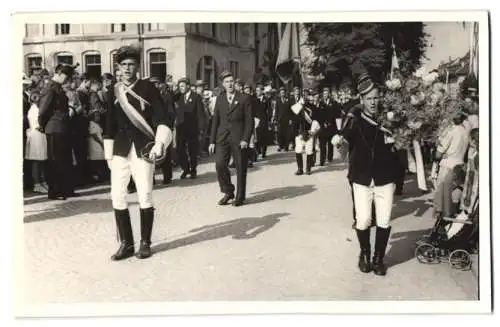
{"left": 275, "top": 86, "right": 293, "bottom": 151}
{"left": 104, "top": 45, "right": 174, "bottom": 261}
{"left": 209, "top": 71, "right": 254, "bottom": 207}
{"left": 175, "top": 78, "right": 205, "bottom": 179}
{"left": 320, "top": 86, "right": 342, "bottom": 164}
{"left": 333, "top": 75, "right": 398, "bottom": 276}
{"left": 292, "top": 91, "right": 321, "bottom": 175}
{"left": 38, "top": 64, "right": 79, "bottom": 200}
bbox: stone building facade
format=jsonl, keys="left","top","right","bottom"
{"left": 23, "top": 23, "right": 278, "bottom": 89}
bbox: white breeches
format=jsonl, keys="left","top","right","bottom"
{"left": 111, "top": 144, "right": 154, "bottom": 210}
{"left": 295, "top": 135, "right": 314, "bottom": 155}
{"left": 353, "top": 181, "right": 395, "bottom": 230}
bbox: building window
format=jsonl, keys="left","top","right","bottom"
{"left": 196, "top": 56, "right": 217, "bottom": 89}
{"left": 229, "top": 24, "right": 239, "bottom": 44}
{"left": 229, "top": 60, "right": 239, "bottom": 79}
{"left": 84, "top": 53, "right": 102, "bottom": 79}
{"left": 55, "top": 24, "right": 70, "bottom": 35}
{"left": 211, "top": 24, "right": 217, "bottom": 37}
{"left": 149, "top": 50, "right": 167, "bottom": 82}
{"left": 148, "top": 23, "right": 162, "bottom": 31}
{"left": 110, "top": 51, "right": 118, "bottom": 72}
{"left": 26, "top": 55, "right": 42, "bottom": 75}
{"left": 111, "top": 24, "right": 126, "bottom": 33}
{"left": 56, "top": 54, "right": 73, "bottom": 66}
{"left": 25, "top": 24, "right": 40, "bottom": 37}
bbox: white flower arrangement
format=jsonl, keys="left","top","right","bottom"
{"left": 385, "top": 78, "right": 402, "bottom": 90}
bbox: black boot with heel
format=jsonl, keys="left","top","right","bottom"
{"left": 372, "top": 226, "right": 392, "bottom": 276}
{"left": 136, "top": 207, "right": 155, "bottom": 259}
{"left": 111, "top": 209, "right": 135, "bottom": 261}
{"left": 355, "top": 228, "right": 372, "bottom": 273}
{"left": 295, "top": 154, "right": 304, "bottom": 175}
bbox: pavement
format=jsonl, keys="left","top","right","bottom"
{"left": 21, "top": 146, "right": 479, "bottom": 304}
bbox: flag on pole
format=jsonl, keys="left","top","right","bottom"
{"left": 469, "top": 22, "right": 479, "bottom": 78}
{"left": 390, "top": 37, "right": 399, "bottom": 79}
{"left": 275, "top": 23, "right": 301, "bottom": 84}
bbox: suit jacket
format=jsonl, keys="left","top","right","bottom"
{"left": 296, "top": 103, "right": 321, "bottom": 139}
{"left": 175, "top": 91, "right": 205, "bottom": 131}
{"left": 320, "top": 98, "right": 342, "bottom": 132}
{"left": 104, "top": 79, "right": 174, "bottom": 158}
{"left": 38, "top": 80, "right": 70, "bottom": 134}
{"left": 276, "top": 96, "right": 292, "bottom": 125}
{"left": 210, "top": 92, "right": 254, "bottom": 145}
{"left": 253, "top": 96, "right": 271, "bottom": 130}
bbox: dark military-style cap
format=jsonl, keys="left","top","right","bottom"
{"left": 219, "top": 70, "right": 233, "bottom": 81}
{"left": 310, "top": 88, "right": 319, "bottom": 96}
{"left": 195, "top": 79, "right": 205, "bottom": 87}
{"left": 357, "top": 73, "right": 375, "bottom": 95}
{"left": 116, "top": 45, "right": 141, "bottom": 64}
{"left": 55, "top": 63, "right": 77, "bottom": 78}
{"left": 279, "top": 86, "right": 286, "bottom": 92}
{"left": 244, "top": 84, "right": 252, "bottom": 90}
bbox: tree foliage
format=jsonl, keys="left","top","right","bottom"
{"left": 303, "top": 23, "right": 429, "bottom": 89}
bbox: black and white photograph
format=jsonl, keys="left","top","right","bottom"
{"left": 11, "top": 10, "right": 490, "bottom": 317}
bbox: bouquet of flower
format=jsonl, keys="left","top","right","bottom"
{"left": 380, "top": 67, "right": 468, "bottom": 149}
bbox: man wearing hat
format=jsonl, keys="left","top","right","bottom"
{"left": 175, "top": 77, "right": 205, "bottom": 179}
{"left": 38, "top": 63, "right": 79, "bottom": 200}
{"left": 254, "top": 84, "right": 272, "bottom": 159}
{"left": 103, "top": 45, "right": 174, "bottom": 260}
{"left": 243, "top": 84, "right": 252, "bottom": 96}
{"left": 332, "top": 74, "right": 398, "bottom": 276}
{"left": 289, "top": 86, "right": 302, "bottom": 149}
{"left": 275, "top": 86, "right": 292, "bottom": 152}
{"left": 234, "top": 79, "right": 244, "bottom": 93}
{"left": 195, "top": 80, "right": 206, "bottom": 97}
{"left": 209, "top": 70, "right": 253, "bottom": 207}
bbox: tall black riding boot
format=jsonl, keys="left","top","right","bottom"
{"left": 372, "top": 226, "right": 392, "bottom": 276}
{"left": 355, "top": 228, "right": 372, "bottom": 273}
{"left": 306, "top": 155, "right": 313, "bottom": 175}
{"left": 111, "top": 209, "right": 135, "bottom": 261}
{"left": 136, "top": 207, "right": 155, "bottom": 259}
{"left": 295, "top": 153, "right": 303, "bottom": 175}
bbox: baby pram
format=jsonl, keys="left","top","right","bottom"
{"left": 415, "top": 156, "right": 479, "bottom": 270}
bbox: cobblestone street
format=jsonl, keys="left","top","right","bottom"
{"left": 21, "top": 146, "right": 478, "bottom": 303}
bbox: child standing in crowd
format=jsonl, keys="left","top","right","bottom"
{"left": 25, "top": 92, "right": 48, "bottom": 193}
{"left": 87, "top": 110, "right": 108, "bottom": 183}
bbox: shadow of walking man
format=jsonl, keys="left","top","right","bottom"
{"left": 152, "top": 213, "right": 291, "bottom": 254}
{"left": 247, "top": 185, "right": 316, "bottom": 205}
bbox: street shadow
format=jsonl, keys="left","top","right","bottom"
{"left": 23, "top": 198, "right": 121, "bottom": 223}
{"left": 171, "top": 171, "right": 219, "bottom": 188}
{"left": 385, "top": 228, "right": 432, "bottom": 268}
{"left": 391, "top": 199, "right": 433, "bottom": 221}
{"left": 23, "top": 185, "right": 112, "bottom": 206}
{"left": 152, "top": 212, "right": 290, "bottom": 254}
{"left": 247, "top": 185, "right": 316, "bottom": 205}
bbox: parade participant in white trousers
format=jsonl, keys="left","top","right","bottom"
{"left": 332, "top": 75, "right": 398, "bottom": 276}
{"left": 104, "top": 45, "right": 173, "bottom": 261}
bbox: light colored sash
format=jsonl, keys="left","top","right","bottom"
{"left": 114, "top": 82, "right": 155, "bottom": 140}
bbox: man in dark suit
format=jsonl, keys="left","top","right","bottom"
{"left": 104, "top": 45, "right": 174, "bottom": 260}
{"left": 38, "top": 64, "right": 79, "bottom": 200}
{"left": 319, "top": 86, "right": 342, "bottom": 165}
{"left": 289, "top": 86, "right": 302, "bottom": 149}
{"left": 253, "top": 86, "right": 271, "bottom": 159}
{"left": 209, "top": 71, "right": 254, "bottom": 207}
{"left": 175, "top": 78, "right": 205, "bottom": 179}
{"left": 275, "top": 86, "right": 292, "bottom": 152}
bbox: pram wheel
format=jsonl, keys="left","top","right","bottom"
{"left": 415, "top": 243, "right": 439, "bottom": 264}
{"left": 449, "top": 249, "right": 472, "bottom": 270}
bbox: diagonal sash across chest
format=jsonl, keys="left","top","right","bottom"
{"left": 114, "top": 81, "right": 155, "bottom": 140}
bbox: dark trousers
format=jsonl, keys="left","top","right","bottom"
{"left": 395, "top": 149, "right": 408, "bottom": 193}
{"left": 71, "top": 135, "right": 88, "bottom": 186}
{"left": 89, "top": 160, "right": 109, "bottom": 182}
{"left": 277, "top": 122, "right": 290, "bottom": 150}
{"left": 176, "top": 126, "right": 199, "bottom": 173}
{"left": 256, "top": 126, "right": 268, "bottom": 157}
{"left": 46, "top": 133, "right": 73, "bottom": 197}
{"left": 215, "top": 141, "right": 248, "bottom": 201}
{"left": 319, "top": 126, "right": 335, "bottom": 164}
{"left": 161, "top": 145, "right": 173, "bottom": 182}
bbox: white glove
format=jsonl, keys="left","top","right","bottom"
{"left": 149, "top": 142, "right": 164, "bottom": 161}
{"left": 331, "top": 134, "right": 343, "bottom": 146}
